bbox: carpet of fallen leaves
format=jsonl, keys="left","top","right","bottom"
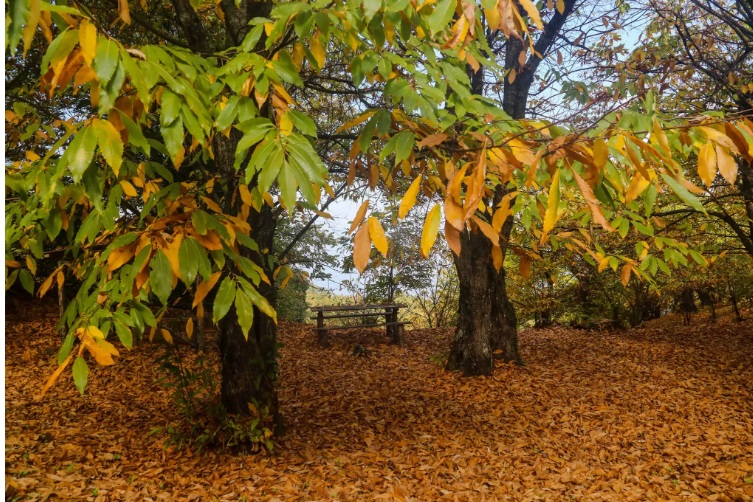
{"left": 5, "top": 301, "right": 753, "bottom": 501}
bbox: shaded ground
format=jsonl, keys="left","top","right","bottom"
{"left": 5, "top": 301, "right": 753, "bottom": 501}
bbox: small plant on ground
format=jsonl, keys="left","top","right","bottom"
{"left": 154, "top": 345, "right": 274, "bottom": 452}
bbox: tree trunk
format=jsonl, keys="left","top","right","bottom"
{"left": 213, "top": 131, "right": 281, "bottom": 428}
{"left": 446, "top": 223, "right": 521, "bottom": 376}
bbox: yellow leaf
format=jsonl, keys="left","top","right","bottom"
{"left": 279, "top": 111, "right": 293, "bottom": 136}
{"left": 22, "top": 0, "right": 40, "bottom": 57}
{"left": 398, "top": 176, "right": 422, "bottom": 219}
{"left": 572, "top": 169, "right": 614, "bottom": 231}
{"left": 193, "top": 271, "right": 222, "bottom": 308}
{"left": 445, "top": 220, "right": 461, "bottom": 256}
{"left": 715, "top": 144, "right": 738, "bottom": 185}
{"left": 39, "top": 353, "right": 74, "bottom": 398}
{"left": 593, "top": 138, "right": 608, "bottom": 169}
{"left": 621, "top": 264, "right": 632, "bottom": 286}
{"left": 492, "top": 244, "right": 503, "bottom": 271}
{"left": 368, "top": 217, "right": 389, "bottom": 257}
{"left": 118, "top": 0, "right": 131, "bottom": 24}
{"left": 186, "top": 318, "right": 194, "bottom": 340}
{"left": 106, "top": 242, "right": 136, "bottom": 273}
{"left": 336, "top": 110, "right": 377, "bottom": 134}
{"left": 492, "top": 195, "right": 513, "bottom": 233}
{"left": 417, "top": 133, "right": 448, "bottom": 149}
{"left": 652, "top": 117, "right": 670, "bottom": 154}
{"left": 164, "top": 233, "right": 183, "bottom": 279}
{"left": 518, "top": 0, "right": 543, "bottom": 29}
{"left": 119, "top": 180, "right": 138, "bottom": 197}
{"left": 444, "top": 197, "right": 465, "bottom": 231}
{"left": 420, "top": 204, "right": 441, "bottom": 259}
{"left": 697, "top": 142, "right": 717, "bottom": 187}
{"left": 310, "top": 32, "right": 326, "bottom": 70}
{"left": 348, "top": 200, "right": 369, "bottom": 235}
{"left": 557, "top": 0, "right": 565, "bottom": 14}
{"left": 471, "top": 215, "right": 499, "bottom": 246}
{"left": 78, "top": 19, "right": 96, "bottom": 64}
{"left": 540, "top": 169, "right": 560, "bottom": 245}
{"left": 699, "top": 126, "right": 738, "bottom": 152}
{"left": 37, "top": 266, "right": 63, "bottom": 298}
{"left": 201, "top": 196, "right": 223, "bottom": 214}
{"left": 161, "top": 329, "right": 173, "bottom": 345}
{"left": 598, "top": 256, "right": 610, "bottom": 273}
{"left": 6, "top": 260, "right": 21, "bottom": 268}
{"left": 238, "top": 185, "right": 254, "bottom": 206}
{"left": 353, "top": 223, "right": 371, "bottom": 274}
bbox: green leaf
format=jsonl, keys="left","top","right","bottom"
{"left": 160, "top": 89, "right": 182, "bottom": 127}
{"left": 660, "top": 173, "right": 707, "bottom": 214}
{"left": 426, "top": 0, "right": 455, "bottom": 33}
{"left": 72, "top": 356, "right": 89, "bottom": 396}
{"left": 234, "top": 288, "right": 254, "bottom": 339}
{"left": 239, "top": 280, "right": 277, "bottom": 322}
{"left": 178, "top": 237, "right": 202, "bottom": 286}
{"left": 216, "top": 96, "right": 240, "bottom": 131}
{"left": 40, "top": 28, "right": 78, "bottom": 75}
{"left": 93, "top": 37, "right": 120, "bottom": 84}
{"left": 7, "top": 0, "right": 30, "bottom": 54}
{"left": 362, "top": 0, "right": 382, "bottom": 19}
{"left": 287, "top": 110, "right": 317, "bottom": 137}
{"left": 119, "top": 111, "right": 151, "bottom": 155}
{"left": 65, "top": 126, "right": 97, "bottom": 183}
{"left": 271, "top": 56, "right": 304, "bottom": 88}
{"left": 58, "top": 333, "right": 75, "bottom": 364}
{"left": 92, "top": 119, "right": 123, "bottom": 175}
{"left": 161, "top": 119, "right": 184, "bottom": 162}
{"left": 149, "top": 251, "right": 173, "bottom": 305}
{"left": 213, "top": 277, "right": 237, "bottom": 323}
{"left": 394, "top": 131, "right": 415, "bottom": 164}
{"left": 46, "top": 209, "right": 63, "bottom": 240}
{"left": 19, "top": 269, "right": 34, "bottom": 295}
{"left": 278, "top": 161, "right": 298, "bottom": 211}
{"left": 257, "top": 142, "right": 285, "bottom": 193}
{"left": 114, "top": 321, "right": 133, "bottom": 348}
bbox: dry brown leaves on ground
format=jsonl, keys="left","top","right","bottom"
{"left": 5, "top": 301, "right": 753, "bottom": 501}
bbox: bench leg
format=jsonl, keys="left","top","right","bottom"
{"left": 393, "top": 325, "right": 404, "bottom": 346}
{"left": 317, "top": 328, "right": 330, "bottom": 348}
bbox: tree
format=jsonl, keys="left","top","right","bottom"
{"left": 6, "top": 0, "right": 751, "bottom": 446}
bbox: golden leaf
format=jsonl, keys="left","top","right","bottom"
{"left": 697, "top": 142, "right": 717, "bottom": 187}
{"left": 348, "top": 200, "right": 369, "bottom": 235}
{"left": 310, "top": 32, "right": 326, "bottom": 70}
{"left": 518, "top": 0, "right": 543, "bottom": 29}
{"left": 78, "top": 19, "right": 97, "bottom": 65}
{"left": 161, "top": 329, "right": 173, "bottom": 345}
{"left": 715, "top": 144, "right": 738, "bottom": 185}
{"left": 106, "top": 242, "right": 137, "bottom": 273}
{"left": 571, "top": 169, "right": 614, "bottom": 231}
{"left": 621, "top": 263, "right": 632, "bottom": 286}
{"left": 445, "top": 220, "right": 461, "bottom": 256}
{"left": 399, "top": 176, "right": 422, "bottom": 219}
{"left": 119, "top": 180, "right": 138, "bottom": 197}
{"left": 540, "top": 169, "right": 561, "bottom": 245}
{"left": 353, "top": 223, "right": 371, "bottom": 274}
{"left": 420, "top": 204, "right": 441, "bottom": 259}
{"left": 193, "top": 271, "right": 222, "bottom": 308}
{"left": 368, "top": 217, "right": 389, "bottom": 257}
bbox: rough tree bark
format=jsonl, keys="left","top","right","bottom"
{"left": 170, "top": 0, "right": 279, "bottom": 422}
{"left": 446, "top": 0, "right": 576, "bottom": 375}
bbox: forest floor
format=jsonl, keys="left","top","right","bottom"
{"left": 5, "top": 301, "right": 753, "bottom": 501}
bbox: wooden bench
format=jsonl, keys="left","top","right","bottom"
{"left": 310, "top": 304, "right": 410, "bottom": 348}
